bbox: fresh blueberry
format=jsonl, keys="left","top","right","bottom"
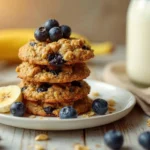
{"left": 71, "top": 81, "right": 82, "bottom": 87}
{"left": 49, "top": 27, "right": 63, "bottom": 42}
{"left": 34, "top": 27, "right": 49, "bottom": 42}
{"left": 37, "top": 83, "right": 51, "bottom": 93}
{"left": 104, "top": 130, "right": 124, "bottom": 150}
{"left": 139, "top": 131, "right": 150, "bottom": 150}
{"left": 44, "top": 19, "right": 59, "bottom": 31}
{"left": 47, "top": 53, "right": 65, "bottom": 66}
{"left": 49, "top": 69, "right": 62, "bottom": 75}
{"left": 82, "top": 45, "right": 90, "bottom": 50}
{"left": 21, "top": 86, "right": 27, "bottom": 92}
{"left": 92, "top": 98, "right": 108, "bottom": 115}
{"left": 59, "top": 106, "right": 77, "bottom": 119}
{"left": 10, "top": 102, "right": 26, "bottom": 117}
{"left": 43, "top": 106, "right": 54, "bottom": 114}
{"left": 61, "top": 25, "right": 71, "bottom": 38}
{"left": 29, "top": 41, "right": 37, "bottom": 46}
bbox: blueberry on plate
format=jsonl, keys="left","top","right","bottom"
{"left": 34, "top": 27, "right": 49, "bottom": 42}
{"left": 59, "top": 106, "right": 77, "bottom": 119}
{"left": 47, "top": 53, "right": 65, "bottom": 66}
{"left": 44, "top": 19, "right": 59, "bottom": 31}
{"left": 139, "top": 131, "right": 150, "bottom": 150}
{"left": 49, "top": 27, "right": 63, "bottom": 42}
{"left": 104, "top": 130, "right": 124, "bottom": 150}
{"left": 43, "top": 106, "right": 54, "bottom": 114}
{"left": 37, "top": 83, "right": 51, "bottom": 93}
{"left": 61, "top": 25, "right": 71, "bottom": 38}
{"left": 92, "top": 98, "right": 108, "bottom": 115}
{"left": 10, "top": 102, "right": 25, "bottom": 117}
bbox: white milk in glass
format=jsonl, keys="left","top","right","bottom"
{"left": 127, "top": 0, "right": 150, "bottom": 85}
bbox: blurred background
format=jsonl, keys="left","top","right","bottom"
{"left": 0, "top": 0, "right": 130, "bottom": 44}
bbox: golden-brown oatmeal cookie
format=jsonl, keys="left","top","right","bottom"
{"left": 16, "top": 62, "right": 90, "bottom": 83}
{"left": 18, "top": 38, "right": 94, "bottom": 66}
{"left": 25, "top": 96, "right": 92, "bottom": 117}
{"left": 20, "top": 80, "right": 90, "bottom": 103}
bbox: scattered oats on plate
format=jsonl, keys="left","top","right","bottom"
{"left": 91, "top": 92, "right": 100, "bottom": 97}
{"left": 108, "top": 99, "right": 116, "bottom": 114}
{"left": 82, "top": 111, "right": 95, "bottom": 118}
{"left": 29, "top": 115, "right": 36, "bottom": 118}
{"left": 147, "top": 119, "right": 150, "bottom": 127}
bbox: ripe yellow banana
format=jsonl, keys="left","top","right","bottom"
{"left": 0, "top": 29, "right": 114, "bottom": 62}
{"left": 0, "top": 29, "right": 34, "bottom": 62}
{"left": 0, "top": 85, "right": 22, "bottom": 113}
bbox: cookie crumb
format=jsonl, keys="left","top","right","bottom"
{"left": 91, "top": 92, "right": 100, "bottom": 97}
{"left": 108, "top": 106, "right": 116, "bottom": 113}
{"left": 82, "top": 111, "right": 95, "bottom": 118}
{"left": 147, "top": 119, "right": 150, "bottom": 127}
{"left": 74, "top": 144, "right": 89, "bottom": 150}
{"left": 29, "top": 115, "right": 36, "bottom": 118}
{"left": 35, "top": 134, "right": 49, "bottom": 141}
{"left": 35, "top": 144, "right": 45, "bottom": 150}
{"left": 40, "top": 117, "right": 44, "bottom": 120}
{"left": 95, "top": 144, "right": 100, "bottom": 148}
{"left": 108, "top": 99, "right": 116, "bottom": 107}
{"left": 108, "top": 99, "right": 116, "bottom": 113}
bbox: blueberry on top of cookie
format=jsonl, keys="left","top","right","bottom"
{"left": 34, "top": 27, "right": 49, "bottom": 42}
{"left": 34, "top": 19, "right": 72, "bottom": 42}
{"left": 60, "top": 25, "right": 71, "bottom": 38}
{"left": 44, "top": 19, "right": 59, "bottom": 31}
{"left": 49, "top": 27, "right": 63, "bottom": 42}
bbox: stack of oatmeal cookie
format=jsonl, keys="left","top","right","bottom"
{"left": 16, "top": 19, "right": 94, "bottom": 118}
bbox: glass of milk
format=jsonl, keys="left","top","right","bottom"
{"left": 126, "top": 0, "right": 150, "bottom": 86}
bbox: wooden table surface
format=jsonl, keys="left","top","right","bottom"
{"left": 0, "top": 47, "right": 149, "bottom": 150}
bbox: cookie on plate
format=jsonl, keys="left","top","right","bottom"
{"left": 25, "top": 96, "right": 92, "bottom": 117}
{"left": 20, "top": 80, "right": 90, "bottom": 103}
{"left": 16, "top": 62, "right": 90, "bottom": 83}
{"left": 18, "top": 38, "right": 94, "bottom": 66}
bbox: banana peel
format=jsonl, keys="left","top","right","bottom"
{"left": 0, "top": 29, "right": 115, "bottom": 62}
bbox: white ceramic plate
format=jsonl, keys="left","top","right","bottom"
{"left": 0, "top": 79, "right": 136, "bottom": 130}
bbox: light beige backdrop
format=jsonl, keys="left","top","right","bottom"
{"left": 0, "top": 0, "right": 130, "bottom": 44}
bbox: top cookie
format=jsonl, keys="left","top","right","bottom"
{"left": 19, "top": 38, "right": 94, "bottom": 66}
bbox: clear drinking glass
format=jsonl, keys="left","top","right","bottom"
{"left": 126, "top": 0, "right": 150, "bottom": 86}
